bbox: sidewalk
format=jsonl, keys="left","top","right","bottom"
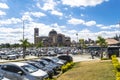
{"left": 0, "top": 55, "right": 39, "bottom": 63}
{"left": 0, "top": 54, "right": 100, "bottom": 63}
{"left": 72, "top": 54, "right": 100, "bottom": 62}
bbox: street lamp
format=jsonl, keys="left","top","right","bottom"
{"left": 23, "top": 20, "right": 25, "bottom": 40}
{"left": 118, "top": 22, "right": 120, "bottom": 42}
{"left": 76, "top": 33, "right": 78, "bottom": 47}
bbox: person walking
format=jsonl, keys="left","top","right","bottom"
{"left": 91, "top": 51, "right": 94, "bottom": 59}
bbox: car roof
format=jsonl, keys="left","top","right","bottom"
{"left": 8, "top": 62, "right": 29, "bottom": 67}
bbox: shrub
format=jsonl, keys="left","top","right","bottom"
{"left": 46, "top": 78, "right": 56, "bottom": 80}
{"left": 116, "top": 77, "right": 120, "bottom": 80}
{"left": 112, "top": 58, "right": 119, "bottom": 64}
{"left": 111, "top": 55, "right": 117, "bottom": 59}
{"left": 101, "top": 58, "right": 109, "bottom": 60}
{"left": 115, "top": 64, "right": 120, "bottom": 72}
{"left": 116, "top": 72, "right": 120, "bottom": 77}
{"left": 61, "top": 62, "right": 75, "bottom": 73}
{"left": 66, "top": 63, "right": 72, "bottom": 69}
{"left": 61, "top": 65, "right": 68, "bottom": 73}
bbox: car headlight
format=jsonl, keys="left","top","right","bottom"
{"left": 0, "top": 74, "right": 3, "bottom": 80}
{"left": 35, "top": 77, "right": 43, "bottom": 80}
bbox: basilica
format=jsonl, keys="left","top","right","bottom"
{"left": 34, "top": 28, "right": 71, "bottom": 47}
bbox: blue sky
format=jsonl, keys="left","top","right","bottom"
{"left": 0, "top": 0, "right": 120, "bottom": 44}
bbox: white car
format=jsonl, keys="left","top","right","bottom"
{"left": 0, "top": 62, "right": 48, "bottom": 80}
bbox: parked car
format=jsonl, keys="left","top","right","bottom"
{"left": 41, "top": 57, "right": 66, "bottom": 66}
{"left": 26, "top": 61, "right": 54, "bottom": 78}
{"left": 46, "top": 51, "right": 57, "bottom": 56}
{"left": 41, "top": 57, "right": 61, "bottom": 71}
{"left": 34, "top": 59, "right": 59, "bottom": 74}
{"left": 0, "top": 74, "right": 10, "bottom": 80}
{"left": 0, "top": 52, "right": 17, "bottom": 60}
{"left": 57, "top": 55, "right": 73, "bottom": 63}
{"left": 0, "top": 62, "right": 48, "bottom": 80}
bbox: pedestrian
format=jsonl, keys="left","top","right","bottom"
{"left": 91, "top": 51, "right": 94, "bottom": 59}
{"left": 66, "top": 50, "right": 69, "bottom": 55}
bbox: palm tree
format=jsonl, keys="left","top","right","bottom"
{"left": 19, "top": 38, "right": 30, "bottom": 58}
{"left": 36, "top": 41, "right": 43, "bottom": 57}
{"left": 36, "top": 41, "right": 43, "bottom": 48}
{"left": 96, "top": 36, "right": 108, "bottom": 59}
{"left": 79, "top": 39, "right": 85, "bottom": 54}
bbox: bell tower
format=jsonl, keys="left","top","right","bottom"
{"left": 34, "top": 28, "right": 39, "bottom": 44}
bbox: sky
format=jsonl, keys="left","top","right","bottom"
{"left": 0, "top": 0, "right": 120, "bottom": 44}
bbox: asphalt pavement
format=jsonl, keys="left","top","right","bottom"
{"left": 0, "top": 54, "right": 100, "bottom": 63}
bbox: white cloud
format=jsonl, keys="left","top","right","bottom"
{"left": 80, "top": 14, "right": 84, "bottom": 17}
{"left": 0, "top": 18, "right": 21, "bottom": 25}
{"left": 68, "top": 18, "right": 85, "bottom": 25}
{"left": 96, "top": 24, "right": 104, "bottom": 27}
{"left": 62, "top": 0, "right": 109, "bottom": 7}
{"left": 0, "top": 3, "right": 9, "bottom": 9}
{"left": 84, "top": 21, "right": 96, "bottom": 26}
{"left": 0, "top": 27, "right": 23, "bottom": 43}
{"left": 36, "top": 2, "right": 41, "bottom": 8}
{"left": 41, "top": 0, "right": 56, "bottom": 11}
{"left": 30, "top": 12, "right": 46, "bottom": 17}
{"left": 22, "top": 14, "right": 33, "bottom": 21}
{"left": 0, "top": 10, "right": 6, "bottom": 16}
{"left": 22, "top": 11, "right": 46, "bottom": 21}
{"left": 51, "top": 10, "right": 63, "bottom": 16}
{"left": 97, "top": 24, "right": 119, "bottom": 30}
{"left": 0, "top": 20, "right": 119, "bottom": 44}
{"left": 68, "top": 18, "right": 96, "bottom": 26}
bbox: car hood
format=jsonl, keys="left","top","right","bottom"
{"left": 57, "top": 60, "right": 64, "bottom": 65}
{"left": 30, "top": 69, "right": 48, "bottom": 77}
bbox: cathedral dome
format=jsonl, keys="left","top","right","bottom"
{"left": 49, "top": 29, "right": 57, "bottom": 36}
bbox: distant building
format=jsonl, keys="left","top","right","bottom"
{"left": 105, "top": 38, "right": 119, "bottom": 46}
{"left": 34, "top": 28, "right": 71, "bottom": 47}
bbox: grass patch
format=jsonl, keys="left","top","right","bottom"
{"left": 57, "top": 60, "right": 115, "bottom": 80}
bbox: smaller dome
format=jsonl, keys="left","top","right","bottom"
{"left": 49, "top": 29, "right": 57, "bottom": 36}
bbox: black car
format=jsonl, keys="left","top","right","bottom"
{"left": 57, "top": 55, "right": 73, "bottom": 63}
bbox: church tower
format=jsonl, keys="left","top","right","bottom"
{"left": 34, "top": 28, "right": 39, "bottom": 45}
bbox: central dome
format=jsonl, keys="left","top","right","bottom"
{"left": 49, "top": 29, "right": 57, "bottom": 36}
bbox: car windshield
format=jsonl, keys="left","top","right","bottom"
{"left": 42, "top": 60, "right": 49, "bottom": 65}
{"left": 22, "top": 64, "right": 38, "bottom": 73}
{"left": 52, "top": 58, "right": 59, "bottom": 62}
{"left": 35, "top": 63, "right": 44, "bottom": 68}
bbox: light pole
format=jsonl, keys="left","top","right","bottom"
{"left": 23, "top": 20, "right": 25, "bottom": 40}
{"left": 119, "top": 22, "right": 120, "bottom": 43}
{"left": 76, "top": 33, "right": 78, "bottom": 47}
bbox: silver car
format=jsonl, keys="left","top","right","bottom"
{"left": 0, "top": 62, "right": 48, "bottom": 80}
{"left": 0, "top": 73, "right": 10, "bottom": 80}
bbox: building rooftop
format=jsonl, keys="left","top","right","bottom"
{"left": 106, "top": 38, "right": 119, "bottom": 45}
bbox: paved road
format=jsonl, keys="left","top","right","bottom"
{"left": 71, "top": 54, "right": 100, "bottom": 62}
{"left": 0, "top": 54, "right": 100, "bottom": 63}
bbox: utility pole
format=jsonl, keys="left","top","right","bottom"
{"left": 76, "top": 33, "right": 78, "bottom": 47}
{"left": 119, "top": 22, "right": 120, "bottom": 43}
{"left": 23, "top": 20, "right": 25, "bottom": 40}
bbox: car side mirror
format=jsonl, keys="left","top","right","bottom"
{"left": 18, "top": 71, "right": 24, "bottom": 75}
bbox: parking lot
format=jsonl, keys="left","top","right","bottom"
{"left": 0, "top": 53, "right": 100, "bottom": 63}
{"left": 0, "top": 47, "right": 101, "bottom": 80}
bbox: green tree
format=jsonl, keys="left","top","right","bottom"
{"left": 36, "top": 41, "right": 43, "bottom": 48}
{"left": 96, "top": 36, "right": 108, "bottom": 59}
{"left": 79, "top": 39, "right": 85, "bottom": 54}
{"left": 36, "top": 41, "right": 43, "bottom": 56}
{"left": 96, "top": 36, "right": 108, "bottom": 48}
{"left": 19, "top": 38, "right": 30, "bottom": 58}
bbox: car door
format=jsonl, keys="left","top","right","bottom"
{"left": 1, "top": 65, "right": 25, "bottom": 80}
